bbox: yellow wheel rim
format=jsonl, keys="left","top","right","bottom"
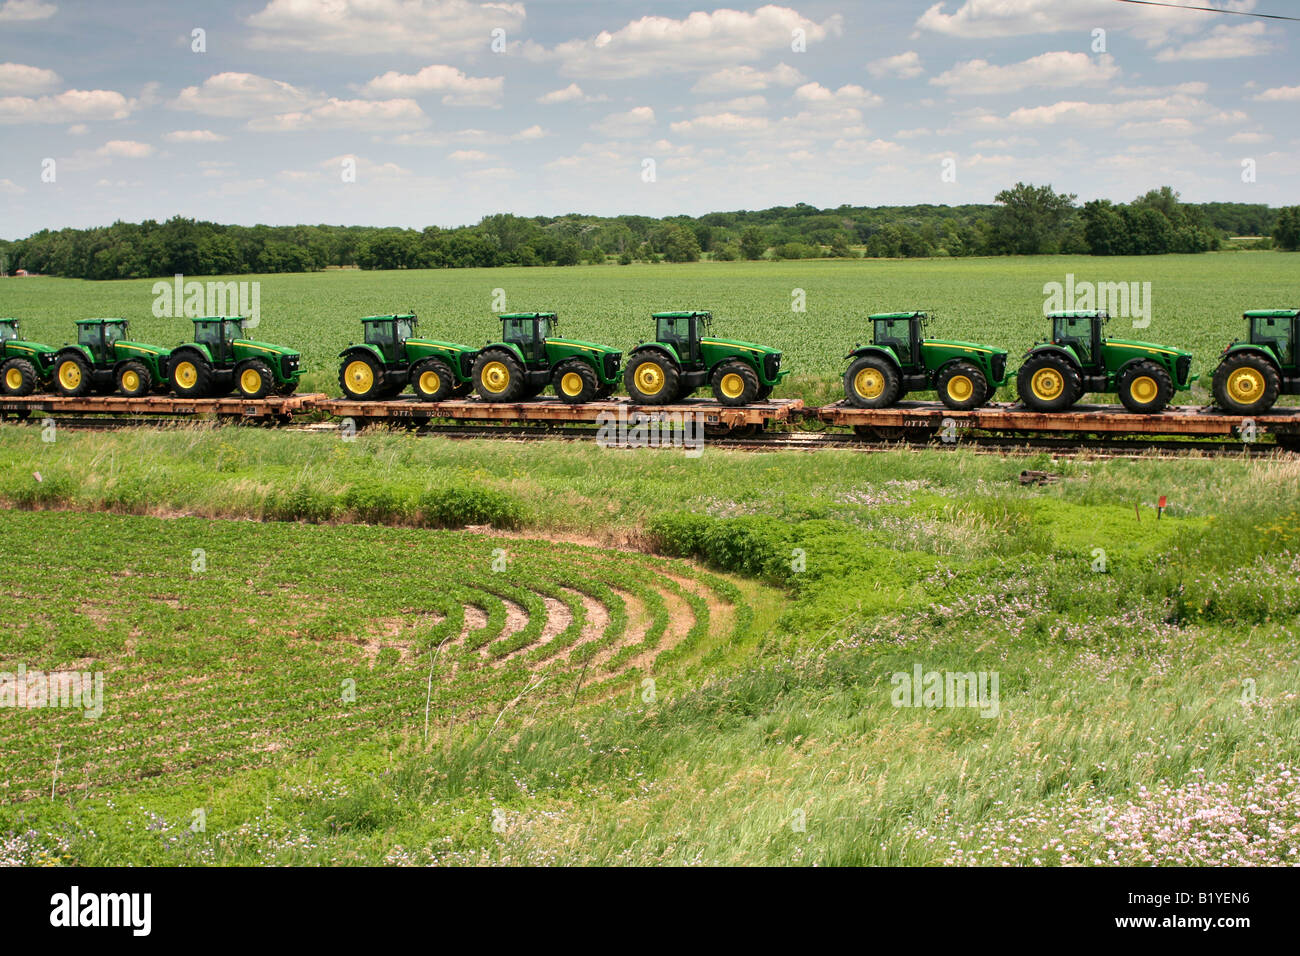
{"left": 481, "top": 360, "right": 510, "bottom": 394}
{"left": 4, "top": 367, "right": 21, "bottom": 390}
{"left": 418, "top": 370, "right": 441, "bottom": 395}
{"left": 240, "top": 368, "right": 263, "bottom": 394}
{"left": 174, "top": 361, "right": 197, "bottom": 389}
{"left": 344, "top": 360, "right": 373, "bottom": 394}
{"left": 720, "top": 372, "right": 745, "bottom": 399}
{"left": 1130, "top": 375, "right": 1158, "bottom": 405}
{"left": 1031, "top": 367, "right": 1064, "bottom": 402}
{"left": 1226, "top": 367, "right": 1264, "bottom": 404}
{"left": 854, "top": 367, "right": 884, "bottom": 400}
{"left": 121, "top": 370, "right": 140, "bottom": 392}
{"left": 58, "top": 361, "right": 81, "bottom": 390}
{"left": 635, "top": 363, "right": 665, "bottom": 395}
{"left": 561, "top": 371, "right": 584, "bottom": 397}
{"left": 947, "top": 374, "right": 974, "bottom": 402}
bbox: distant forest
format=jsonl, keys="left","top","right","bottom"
{"left": 2, "top": 183, "right": 1296, "bottom": 280}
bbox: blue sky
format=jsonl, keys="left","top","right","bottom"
{"left": 1, "top": 0, "right": 1297, "bottom": 239}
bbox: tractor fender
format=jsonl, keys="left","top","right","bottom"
{"left": 1219, "top": 343, "right": 1281, "bottom": 371}
{"left": 627, "top": 342, "right": 681, "bottom": 366}
{"left": 54, "top": 345, "right": 94, "bottom": 366}
{"left": 479, "top": 342, "right": 527, "bottom": 364}
{"left": 338, "top": 343, "right": 384, "bottom": 363}
{"left": 1022, "top": 343, "right": 1079, "bottom": 368}
{"left": 845, "top": 344, "right": 901, "bottom": 367}
{"left": 171, "top": 344, "right": 214, "bottom": 367}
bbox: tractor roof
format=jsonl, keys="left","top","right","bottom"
{"left": 0, "top": 317, "right": 18, "bottom": 325}
{"left": 1048, "top": 310, "right": 1109, "bottom": 319}
{"left": 75, "top": 317, "right": 127, "bottom": 325}
{"left": 1244, "top": 309, "right": 1298, "bottom": 318}
{"left": 653, "top": 310, "right": 711, "bottom": 319}
{"left": 361, "top": 314, "right": 416, "bottom": 322}
{"left": 868, "top": 311, "right": 926, "bottom": 320}
{"left": 194, "top": 315, "right": 246, "bottom": 322}
{"left": 499, "top": 312, "right": 555, "bottom": 320}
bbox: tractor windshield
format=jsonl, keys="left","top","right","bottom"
{"left": 78, "top": 324, "right": 100, "bottom": 350}
{"left": 366, "top": 321, "right": 397, "bottom": 350}
{"left": 503, "top": 317, "right": 546, "bottom": 362}
{"left": 224, "top": 319, "right": 245, "bottom": 342}
{"left": 0, "top": 323, "right": 15, "bottom": 342}
{"left": 658, "top": 316, "right": 692, "bottom": 348}
{"left": 1055, "top": 315, "right": 1097, "bottom": 365}
{"left": 874, "top": 317, "right": 914, "bottom": 365}
{"left": 104, "top": 322, "right": 125, "bottom": 346}
{"left": 1252, "top": 315, "right": 1294, "bottom": 366}
{"left": 395, "top": 318, "right": 415, "bottom": 342}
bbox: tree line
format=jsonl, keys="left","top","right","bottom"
{"left": 1, "top": 185, "right": 1295, "bottom": 280}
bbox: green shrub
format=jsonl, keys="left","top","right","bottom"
{"left": 418, "top": 485, "right": 524, "bottom": 529}
{"left": 342, "top": 480, "right": 411, "bottom": 524}
{"left": 266, "top": 484, "right": 335, "bottom": 523}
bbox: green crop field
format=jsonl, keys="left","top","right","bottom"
{"left": 1, "top": 252, "right": 1295, "bottom": 404}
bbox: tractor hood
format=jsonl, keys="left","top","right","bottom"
{"left": 700, "top": 337, "right": 782, "bottom": 356}
{"left": 547, "top": 337, "right": 619, "bottom": 355}
{"left": 5, "top": 340, "right": 57, "bottom": 356}
{"left": 925, "top": 338, "right": 1009, "bottom": 356}
{"left": 1106, "top": 337, "right": 1192, "bottom": 358}
{"left": 407, "top": 338, "right": 474, "bottom": 352}
{"left": 115, "top": 341, "right": 172, "bottom": 358}
{"left": 234, "top": 338, "right": 299, "bottom": 357}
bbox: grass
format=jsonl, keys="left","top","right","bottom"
{"left": 1, "top": 253, "right": 1296, "bottom": 404}
{"left": 1, "top": 421, "right": 1298, "bottom": 865}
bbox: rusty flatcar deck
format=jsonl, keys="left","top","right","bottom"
{"left": 0, "top": 393, "right": 324, "bottom": 421}
{"left": 317, "top": 396, "right": 804, "bottom": 427}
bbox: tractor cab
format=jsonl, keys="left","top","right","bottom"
{"left": 871, "top": 312, "right": 924, "bottom": 367}
{"left": 499, "top": 312, "right": 555, "bottom": 366}
{"left": 1244, "top": 309, "right": 1296, "bottom": 367}
{"left": 362, "top": 314, "right": 418, "bottom": 364}
{"left": 75, "top": 318, "right": 128, "bottom": 364}
{"left": 655, "top": 311, "right": 710, "bottom": 364}
{"left": 191, "top": 316, "right": 248, "bottom": 363}
{"left": 0, "top": 319, "right": 18, "bottom": 342}
{"left": 1050, "top": 311, "right": 1105, "bottom": 368}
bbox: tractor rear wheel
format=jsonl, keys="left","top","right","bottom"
{"left": 235, "top": 359, "right": 274, "bottom": 399}
{"left": 412, "top": 358, "right": 455, "bottom": 402}
{"left": 1212, "top": 351, "right": 1280, "bottom": 416}
{"left": 1, "top": 358, "right": 38, "bottom": 397}
{"left": 53, "top": 352, "right": 92, "bottom": 397}
{"left": 170, "top": 354, "right": 212, "bottom": 398}
{"left": 624, "top": 352, "right": 679, "bottom": 404}
{"left": 473, "top": 350, "right": 525, "bottom": 401}
{"left": 116, "top": 361, "right": 152, "bottom": 398}
{"left": 712, "top": 361, "right": 759, "bottom": 406}
{"left": 339, "top": 353, "right": 384, "bottom": 400}
{"left": 553, "top": 359, "right": 599, "bottom": 404}
{"left": 1017, "top": 353, "right": 1081, "bottom": 412}
{"left": 936, "top": 361, "right": 988, "bottom": 411}
{"left": 844, "top": 354, "right": 901, "bottom": 408}
{"left": 1118, "top": 361, "right": 1173, "bottom": 414}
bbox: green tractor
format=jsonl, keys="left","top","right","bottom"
{"left": 1211, "top": 309, "right": 1298, "bottom": 415}
{"left": 1016, "top": 311, "right": 1195, "bottom": 414}
{"left": 0, "top": 318, "right": 57, "bottom": 396}
{"left": 49, "top": 318, "right": 172, "bottom": 398}
{"left": 168, "top": 316, "right": 302, "bottom": 399}
{"left": 472, "top": 312, "right": 621, "bottom": 403}
{"left": 843, "top": 311, "right": 1009, "bottom": 410}
{"left": 623, "top": 311, "right": 788, "bottom": 406}
{"left": 338, "top": 313, "right": 477, "bottom": 401}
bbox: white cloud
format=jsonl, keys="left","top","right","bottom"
{"left": 250, "top": 98, "right": 429, "bottom": 132}
{"left": 0, "top": 88, "right": 134, "bottom": 124}
{"left": 531, "top": 7, "right": 842, "bottom": 79}
{"left": 671, "top": 112, "right": 771, "bottom": 136}
{"left": 691, "top": 62, "right": 806, "bottom": 94}
{"left": 65, "top": 123, "right": 86, "bottom": 134}
{"left": 867, "top": 51, "right": 922, "bottom": 80}
{"left": 1116, "top": 118, "right": 1199, "bottom": 139}
{"left": 0, "top": 62, "right": 59, "bottom": 94}
{"left": 0, "top": 1, "right": 56, "bottom": 22}
{"left": 982, "top": 93, "right": 1207, "bottom": 128}
{"left": 793, "top": 82, "right": 881, "bottom": 107}
{"left": 0, "top": 177, "right": 27, "bottom": 195}
{"left": 694, "top": 95, "right": 768, "bottom": 114}
{"left": 96, "top": 139, "right": 153, "bottom": 158}
{"left": 590, "top": 106, "right": 655, "bottom": 137}
{"left": 1228, "top": 131, "right": 1272, "bottom": 144}
{"left": 1156, "top": 22, "right": 1274, "bottom": 62}
{"left": 915, "top": 0, "right": 1210, "bottom": 44}
{"left": 358, "top": 64, "right": 503, "bottom": 107}
{"left": 513, "top": 124, "right": 546, "bottom": 140}
{"left": 245, "top": 0, "right": 525, "bottom": 55}
{"left": 163, "top": 129, "right": 228, "bottom": 143}
{"left": 1254, "top": 85, "right": 1300, "bottom": 102}
{"left": 449, "top": 149, "right": 494, "bottom": 162}
{"left": 932, "top": 52, "right": 1119, "bottom": 95}
{"left": 173, "top": 73, "right": 316, "bottom": 118}
{"left": 536, "top": 83, "right": 606, "bottom": 104}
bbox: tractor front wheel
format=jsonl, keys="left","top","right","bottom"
{"left": 1016, "top": 353, "right": 1081, "bottom": 412}
{"left": 1118, "top": 361, "right": 1173, "bottom": 414}
{"left": 473, "top": 350, "right": 525, "bottom": 401}
{"left": 412, "top": 358, "right": 455, "bottom": 402}
{"left": 936, "top": 361, "right": 988, "bottom": 411}
{"left": 116, "top": 361, "right": 152, "bottom": 398}
{"left": 844, "top": 354, "right": 901, "bottom": 408}
{"left": 339, "top": 354, "right": 384, "bottom": 400}
{"left": 712, "top": 361, "right": 759, "bottom": 406}
{"left": 235, "top": 359, "right": 274, "bottom": 400}
{"left": 1, "top": 358, "right": 38, "bottom": 397}
{"left": 53, "top": 353, "right": 92, "bottom": 397}
{"left": 1212, "top": 352, "right": 1280, "bottom": 416}
{"left": 553, "top": 359, "right": 599, "bottom": 404}
{"left": 624, "top": 352, "right": 679, "bottom": 404}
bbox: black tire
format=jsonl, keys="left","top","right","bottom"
{"left": 450, "top": 380, "right": 475, "bottom": 398}
{"left": 1212, "top": 351, "right": 1281, "bottom": 416}
{"left": 235, "top": 359, "right": 274, "bottom": 399}
{"left": 339, "top": 352, "right": 385, "bottom": 400}
{"left": 844, "top": 354, "right": 901, "bottom": 409}
{"left": 473, "top": 349, "right": 525, "bottom": 401}
{"left": 711, "top": 360, "right": 760, "bottom": 406}
{"left": 594, "top": 382, "right": 615, "bottom": 400}
{"left": 169, "top": 353, "right": 212, "bottom": 398}
{"left": 0, "top": 357, "right": 38, "bottom": 397}
{"left": 553, "top": 359, "right": 599, "bottom": 404}
{"left": 411, "top": 358, "right": 455, "bottom": 402}
{"left": 274, "top": 381, "right": 299, "bottom": 397}
{"left": 116, "top": 360, "right": 152, "bottom": 398}
{"left": 755, "top": 384, "right": 774, "bottom": 402}
{"left": 936, "top": 361, "right": 988, "bottom": 411}
{"left": 1016, "top": 352, "right": 1081, "bottom": 412}
{"left": 624, "top": 352, "right": 679, "bottom": 404}
{"left": 52, "top": 351, "right": 92, "bottom": 397}
{"left": 1117, "top": 361, "right": 1174, "bottom": 414}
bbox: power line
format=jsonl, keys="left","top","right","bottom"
{"left": 1113, "top": 0, "right": 1300, "bottom": 20}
